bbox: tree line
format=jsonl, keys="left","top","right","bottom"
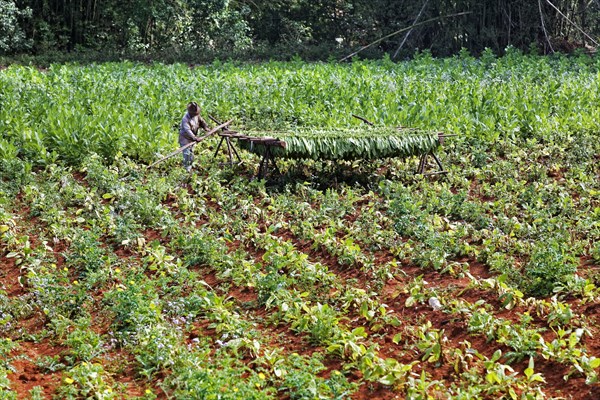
{"left": 1, "top": 0, "right": 599, "bottom": 59}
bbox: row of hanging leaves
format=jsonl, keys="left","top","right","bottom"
{"left": 238, "top": 127, "right": 440, "bottom": 160}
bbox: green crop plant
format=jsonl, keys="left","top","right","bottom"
{"left": 545, "top": 298, "right": 575, "bottom": 328}
{"left": 0, "top": 338, "right": 17, "bottom": 370}
{"left": 291, "top": 302, "right": 343, "bottom": 345}
{"left": 523, "top": 238, "right": 579, "bottom": 297}
{"left": 278, "top": 356, "right": 356, "bottom": 399}
{"left": 34, "top": 355, "right": 67, "bottom": 373}
{"left": 358, "top": 351, "right": 419, "bottom": 388}
{"left": 468, "top": 308, "right": 502, "bottom": 342}
{"left": 56, "top": 362, "right": 117, "bottom": 399}
{"left": 0, "top": 369, "right": 16, "bottom": 399}
{"left": 64, "top": 322, "right": 104, "bottom": 364}
{"left": 161, "top": 350, "right": 276, "bottom": 399}
{"left": 0, "top": 213, "right": 18, "bottom": 253}
{"left": 592, "top": 241, "right": 600, "bottom": 264}
{"left": 340, "top": 288, "right": 388, "bottom": 322}
{"left": 541, "top": 328, "right": 585, "bottom": 365}
{"left": 403, "top": 275, "right": 434, "bottom": 308}
{"left": 66, "top": 228, "right": 111, "bottom": 276}
{"left": 27, "top": 386, "right": 45, "bottom": 400}
{"left": 415, "top": 321, "right": 447, "bottom": 364}
{"left": 132, "top": 323, "right": 184, "bottom": 378}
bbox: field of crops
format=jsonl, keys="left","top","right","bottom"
{"left": 1, "top": 52, "right": 600, "bottom": 399}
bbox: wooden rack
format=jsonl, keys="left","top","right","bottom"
{"left": 213, "top": 130, "right": 286, "bottom": 179}
{"left": 209, "top": 116, "right": 286, "bottom": 178}
{"left": 211, "top": 115, "right": 452, "bottom": 179}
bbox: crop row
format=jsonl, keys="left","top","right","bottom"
{"left": 2, "top": 53, "right": 600, "bottom": 166}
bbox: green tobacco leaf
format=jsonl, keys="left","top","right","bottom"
{"left": 239, "top": 127, "right": 440, "bottom": 161}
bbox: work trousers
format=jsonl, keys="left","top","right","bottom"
{"left": 182, "top": 147, "right": 193, "bottom": 172}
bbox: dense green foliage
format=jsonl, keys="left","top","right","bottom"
{"left": 2, "top": 51, "right": 600, "bottom": 167}
{"left": 2, "top": 0, "right": 599, "bottom": 59}
{"left": 239, "top": 128, "right": 440, "bottom": 160}
{"left": 0, "top": 0, "right": 31, "bottom": 53}
{"left": 0, "top": 56, "right": 599, "bottom": 398}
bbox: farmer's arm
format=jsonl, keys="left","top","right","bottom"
{"left": 199, "top": 116, "right": 209, "bottom": 132}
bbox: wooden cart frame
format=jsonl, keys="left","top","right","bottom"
{"left": 210, "top": 115, "right": 450, "bottom": 179}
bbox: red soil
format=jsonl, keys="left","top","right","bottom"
{"left": 7, "top": 341, "right": 64, "bottom": 399}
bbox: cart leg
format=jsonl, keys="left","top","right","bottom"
{"left": 264, "top": 149, "right": 273, "bottom": 178}
{"left": 258, "top": 154, "right": 267, "bottom": 179}
{"left": 230, "top": 140, "right": 243, "bottom": 164}
{"left": 272, "top": 157, "right": 281, "bottom": 175}
{"left": 421, "top": 151, "right": 448, "bottom": 176}
{"left": 225, "top": 137, "right": 234, "bottom": 165}
{"left": 213, "top": 136, "right": 225, "bottom": 159}
{"left": 417, "top": 154, "right": 427, "bottom": 174}
{"left": 265, "top": 148, "right": 280, "bottom": 175}
{"left": 431, "top": 152, "right": 444, "bottom": 172}
{"left": 416, "top": 151, "right": 446, "bottom": 175}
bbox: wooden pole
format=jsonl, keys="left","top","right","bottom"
{"left": 545, "top": 0, "right": 599, "bottom": 47}
{"left": 146, "top": 120, "right": 232, "bottom": 169}
{"left": 352, "top": 114, "right": 374, "bottom": 126}
{"left": 208, "top": 114, "right": 230, "bottom": 130}
{"left": 213, "top": 136, "right": 226, "bottom": 159}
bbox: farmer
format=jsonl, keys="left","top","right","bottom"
{"left": 179, "top": 101, "right": 209, "bottom": 172}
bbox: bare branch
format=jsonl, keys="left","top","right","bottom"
{"left": 546, "top": 0, "right": 599, "bottom": 46}
{"left": 339, "top": 12, "right": 472, "bottom": 62}
{"left": 539, "top": 0, "right": 555, "bottom": 53}
{"left": 392, "top": 0, "right": 430, "bottom": 59}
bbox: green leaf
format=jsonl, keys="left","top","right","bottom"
{"left": 378, "top": 375, "right": 394, "bottom": 386}
{"left": 485, "top": 371, "right": 499, "bottom": 384}
{"left": 491, "top": 349, "right": 502, "bottom": 362}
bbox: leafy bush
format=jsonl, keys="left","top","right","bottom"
{"left": 0, "top": 1, "right": 31, "bottom": 55}
{"left": 0, "top": 157, "right": 32, "bottom": 194}
{"left": 56, "top": 362, "right": 117, "bottom": 399}
{"left": 66, "top": 229, "right": 110, "bottom": 276}
{"left": 522, "top": 239, "right": 578, "bottom": 297}
{"left": 277, "top": 353, "right": 356, "bottom": 399}
{"left": 3, "top": 56, "right": 600, "bottom": 166}
{"left": 0, "top": 368, "right": 16, "bottom": 399}
{"left": 164, "top": 352, "right": 275, "bottom": 399}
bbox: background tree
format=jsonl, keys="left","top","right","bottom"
{"left": 0, "top": 0, "right": 32, "bottom": 54}
{"left": 4, "top": 0, "right": 600, "bottom": 59}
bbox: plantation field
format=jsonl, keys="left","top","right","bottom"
{"left": 1, "top": 53, "right": 600, "bottom": 399}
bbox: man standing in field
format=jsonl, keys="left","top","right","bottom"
{"left": 179, "top": 102, "right": 209, "bottom": 172}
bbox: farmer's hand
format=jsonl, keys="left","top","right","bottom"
{"left": 195, "top": 137, "right": 202, "bottom": 142}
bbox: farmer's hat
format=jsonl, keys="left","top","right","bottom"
{"left": 187, "top": 102, "right": 200, "bottom": 116}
